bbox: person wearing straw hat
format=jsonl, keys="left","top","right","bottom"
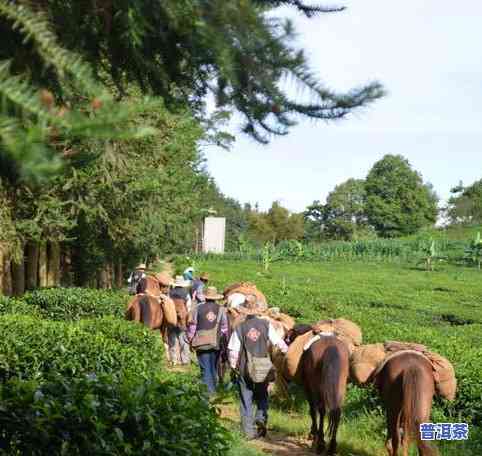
{"left": 127, "top": 263, "right": 146, "bottom": 295}
{"left": 187, "top": 286, "right": 228, "bottom": 396}
{"left": 228, "top": 294, "right": 288, "bottom": 440}
{"left": 168, "top": 276, "right": 192, "bottom": 365}
{"left": 191, "top": 271, "right": 210, "bottom": 305}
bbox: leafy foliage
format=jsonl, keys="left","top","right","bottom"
{"left": 305, "top": 178, "right": 371, "bottom": 241}
{"left": 16, "top": 287, "right": 128, "bottom": 321}
{"left": 0, "top": 315, "right": 162, "bottom": 381}
{"left": 365, "top": 155, "right": 438, "bottom": 237}
{"left": 464, "top": 232, "right": 482, "bottom": 269}
{"left": 0, "top": 372, "right": 230, "bottom": 455}
{"left": 448, "top": 179, "right": 482, "bottom": 225}
{"left": 23, "top": 0, "right": 383, "bottom": 143}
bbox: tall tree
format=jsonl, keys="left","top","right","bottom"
{"left": 447, "top": 179, "right": 482, "bottom": 225}
{"left": 247, "top": 201, "right": 303, "bottom": 243}
{"left": 2, "top": 0, "right": 383, "bottom": 150}
{"left": 365, "top": 155, "right": 438, "bottom": 237}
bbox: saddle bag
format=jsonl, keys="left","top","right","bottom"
{"left": 191, "top": 308, "right": 224, "bottom": 351}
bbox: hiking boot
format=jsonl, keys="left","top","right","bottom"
{"left": 255, "top": 420, "right": 267, "bottom": 438}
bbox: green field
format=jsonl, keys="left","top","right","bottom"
{"left": 191, "top": 258, "right": 482, "bottom": 456}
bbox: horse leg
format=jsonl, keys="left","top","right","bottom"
{"left": 327, "top": 408, "right": 341, "bottom": 455}
{"left": 308, "top": 397, "right": 318, "bottom": 441}
{"left": 316, "top": 403, "right": 326, "bottom": 455}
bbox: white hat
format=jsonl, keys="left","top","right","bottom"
{"left": 174, "top": 275, "right": 190, "bottom": 287}
{"left": 227, "top": 292, "right": 246, "bottom": 309}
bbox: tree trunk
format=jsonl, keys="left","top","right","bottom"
{"left": 115, "top": 261, "right": 123, "bottom": 289}
{"left": 11, "top": 257, "right": 25, "bottom": 296}
{"left": 60, "top": 247, "right": 72, "bottom": 286}
{"left": 97, "top": 267, "right": 109, "bottom": 289}
{"left": 0, "top": 246, "right": 4, "bottom": 295}
{"left": 3, "top": 258, "right": 12, "bottom": 296}
{"left": 47, "top": 241, "right": 61, "bottom": 287}
{"left": 26, "top": 242, "right": 39, "bottom": 290}
{"left": 38, "top": 243, "right": 48, "bottom": 288}
{"left": 106, "top": 262, "right": 114, "bottom": 289}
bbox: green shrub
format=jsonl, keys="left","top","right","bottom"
{"left": 0, "top": 315, "right": 163, "bottom": 381}
{"left": 0, "top": 295, "right": 41, "bottom": 317}
{"left": 0, "top": 373, "right": 231, "bottom": 455}
{"left": 19, "top": 287, "right": 128, "bottom": 320}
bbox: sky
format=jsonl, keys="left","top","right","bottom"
{"left": 203, "top": 0, "right": 482, "bottom": 213}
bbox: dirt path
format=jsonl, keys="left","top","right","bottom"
{"left": 218, "top": 403, "right": 313, "bottom": 455}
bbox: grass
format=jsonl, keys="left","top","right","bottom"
{"left": 189, "top": 258, "right": 482, "bottom": 456}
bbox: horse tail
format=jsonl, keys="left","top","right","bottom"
{"left": 139, "top": 295, "right": 152, "bottom": 327}
{"left": 320, "top": 345, "right": 343, "bottom": 442}
{"left": 402, "top": 365, "right": 422, "bottom": 456}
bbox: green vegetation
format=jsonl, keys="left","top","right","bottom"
{"left": 0, "top": 289, "right": 232, "bottom": 455}
{"left": 192, "top": 257, "right": 482, "bottom": 455}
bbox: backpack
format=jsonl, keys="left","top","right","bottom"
{"left": 241, "top": 321, "right": 274, "bottom": 384}
{"left": 245, "top": 350, "right": 273, "bottom": 384}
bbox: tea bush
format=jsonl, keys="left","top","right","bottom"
{"left": 0, "top": 315, "right": 163, "bottom": 381}
{"left": 18, "top": 288, "right": 128, "bottom": 320}
{"left": 0, "top": 373, "right": 231, "bottom": 455}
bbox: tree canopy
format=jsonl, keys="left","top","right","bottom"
{"left": 365, "top": 155, "right": 438, "bottom": 237}
{"left": 447, "top": 179, "right": 482, "bottom": 225}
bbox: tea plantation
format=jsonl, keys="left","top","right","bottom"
{"left": 192, "top": 257, "right": 482, "bottom": 456}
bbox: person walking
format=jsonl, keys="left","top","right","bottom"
{"left": 187, "top": 286, "right": 228, "bottom": 396}
{"left": 127, "top": 263, "right": 146, "bottom": 295}
{"left": 228, "top": 295, "right": 288, "bottom": 440}
{"left": 191, "top": 272, "right": 210, "bottom": 305}
{"left": 168, "top": 276, "right": 192, "bottom": 366}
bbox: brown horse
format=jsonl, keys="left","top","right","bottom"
{"left": 296, "top": 330, "right": 350, "bottom": 455}
{"left": 125, "top": 294, "right": 164, "bottom": 330}
{"left": 374, "top": 351, "right": 438, "bottom": 456}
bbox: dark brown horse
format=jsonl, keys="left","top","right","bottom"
{"left": 374, "top": 351, "right": 438, "bottom": 456}
{"left": 294, "top": 328, "right": 349, "bottom": 455}
{"left": 170, "top": 296, "right": 189, "bottom": 331}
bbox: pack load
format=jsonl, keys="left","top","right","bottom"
{"left": 349, "top": 340, "right": 457, "bottom": 401}
{"left": 160, "top": 295, "right": 178, "bottom": 326}
{"left": 311, "top": 318, "right": 363, "bottom": 355}
{"left": 223, "top": 282, "right": 267, "bottom": 307}
{"left": 264, "top": 307, "right": 296, "bottom": 333}
{"left": 283, "top": 318, "right": 362, "bottom": 382}
{"left": 350, "top": 343, "right": 387, "bottom": 384}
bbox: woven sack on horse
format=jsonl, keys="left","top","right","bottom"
{"left": 265, "top": 308, "right": 296, "bottom": 331}
{"left": 350, "top": 343, "right": 387, "bottom": 385}
{"left": 425, "top": 351, "right": 457, "bottom": 401}
{"left": 312, "top": 318, "right": 363, "bottom": 355}
{"left": 161, "top": 295, "right": 177, "bottom": 326}
{"left": 223, "top": 282, "right": 268, "bottom": 306}
{"left": 283, "top": 330, "right": 316, "bottom": 382}
{"left": 271, "top": 345, "right": 290, "bottom": 398}
{"left": 383, "top": 341, "right": 457, "bottom": 401}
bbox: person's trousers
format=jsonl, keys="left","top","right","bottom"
{"left": 167, "top": 327, "right": 190, "bottom": 365}
{"left": 237, "top": 375, "right": 269, "bottom": 438}
{"left": 197, "top": 349, "right": 219, "bottom": 394}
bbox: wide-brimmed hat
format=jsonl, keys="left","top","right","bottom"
{"left": 156, "top": 272, "right": 173, "bottom": 286}
{"left": 200, "top": 272, "right": 210, "bottom": 281}
{"left": 136, "top": 263, "right": 146, "bottom": 270}
{"left": 174, "top": 275, "right": 190, "bottom": 287}
{"left": 204, "top": 286, "right": 223, "bottom": 301}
